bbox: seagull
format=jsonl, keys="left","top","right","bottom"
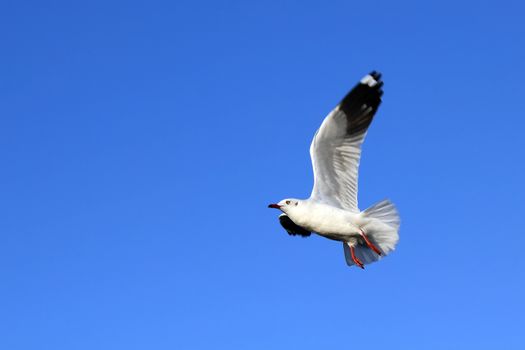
{"left": 268, "top": 71, "right": 400, "bottom": 269}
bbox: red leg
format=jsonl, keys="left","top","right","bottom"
{"left": 359, "top": 229, "right": 382, "bottom": 256}
{"left": 350, "top": 245, "right": 365, "bottom": 269}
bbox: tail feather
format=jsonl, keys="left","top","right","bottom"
{"left": 363, "top": 199, "right": 400, "bottom": 229}
{"left": 343, "top": 199, "right": 400, "bottom": 267}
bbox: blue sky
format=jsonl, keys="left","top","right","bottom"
{"left": 1, "top": 0, "right": 525, "bottom": 349}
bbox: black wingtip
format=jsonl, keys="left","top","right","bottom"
{"left": 336, "top": 71, "right": 384, "bottom": 136}
{"left": 356, "top": 72, "right": 383, "bottom": 94}
{"left": 369, "top": 71, "right": 382, "bottom": 80}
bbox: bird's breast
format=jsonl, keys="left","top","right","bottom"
{"left": 292, "top": 205, "right": 359, "bottom": 236}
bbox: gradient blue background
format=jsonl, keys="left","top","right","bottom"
{"left": 2, "top": 1, "right": 525, "bottom": 349}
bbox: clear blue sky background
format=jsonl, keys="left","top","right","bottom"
{"left": 1, "top": 1, "right": 525, "bottom": 349}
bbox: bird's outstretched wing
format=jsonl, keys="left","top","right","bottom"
{"left": 279, "top": 214, "right": 311, "bottom": 237}
{"left": 309, "top": 71, "right": 383, "bottom": 212}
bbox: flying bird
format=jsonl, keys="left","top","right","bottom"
{"left": 268, "top": 71, "right": 400, "bottom": 269}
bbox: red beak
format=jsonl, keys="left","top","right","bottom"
{"left": 268, "top": 203, "right": 281, "bottom": 209}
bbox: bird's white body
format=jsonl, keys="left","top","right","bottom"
{"left": 285, "top": 200, "right": 362, "bottom": 239}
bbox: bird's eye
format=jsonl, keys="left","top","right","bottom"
{"left": 286, "top": 200, "right": 290, "bottom": 205}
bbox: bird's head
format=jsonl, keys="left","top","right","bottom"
{"left": 268, "top": 198, "right": 301, "bottom": 213}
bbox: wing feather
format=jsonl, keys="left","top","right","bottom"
{"left": 309, "top": 71, "right": 383, "bottom": 211}
{"left": 279, "top": 214, "right": 311, "bottom": 237}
